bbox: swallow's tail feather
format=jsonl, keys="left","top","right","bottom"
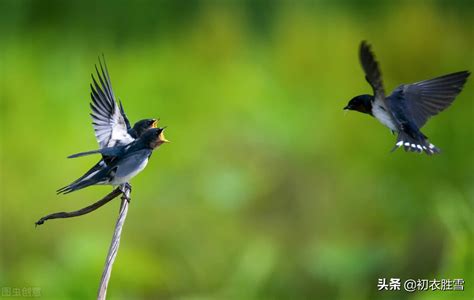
{"left": 68, "top": 161, "right": 105, "bottom": 186}
{"left": 391, "top": 131, "right": 440, "bottom": 155}
{"left": 57, "top": 178, "right": 98, "bottom": 194}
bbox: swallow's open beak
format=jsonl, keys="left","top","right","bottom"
{"left": 343, "top": 105, "right": 349, "bottom": 110}
{"left": 158, "top": 127, "right": 170, "bottom": 143}
{"left": 151, "top": 118, "right": 159, "bottom": 128}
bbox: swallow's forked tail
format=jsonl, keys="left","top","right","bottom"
{"left": 392, "top": 131, "right": 440, "bottom": 155}
{"left": 57, "top": 177, "right": 96, "bottom": 194}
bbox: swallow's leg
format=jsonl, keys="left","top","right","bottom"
{"left": 119, "top": 182, "right": 132, "bottom": 193}
{"left": 119, "top": 183, "right": 132, "bottom": 203}
{"left": 125, "top": 182, "right": 132, "bottom": 194}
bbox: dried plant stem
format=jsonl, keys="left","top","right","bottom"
{"left": 35, "top": 185, "right": 132, "bottom": 300}
{"left": 35, "top": 188, "right": 122, "bottom": 226}
{"left": 97, "top": 187, "right": 131, "bottom": 300}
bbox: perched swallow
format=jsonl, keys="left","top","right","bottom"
{"left": 57, "top": 57, "right": 167, "bottom": 194}
{"left": 58, "top": 128, "right": 169, "bottom": 194}
{"left": 66, "top": 118, "right": 158, "bottom": 190}
{"left": 344, "top": 41, "right": 469, "bottom": 154}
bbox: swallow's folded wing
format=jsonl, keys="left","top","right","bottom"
{"left": 90, "top": 56, "right": 133, "bottom": 149}
{"left": 67, "top": 145, "right": 126, "bottom": 159}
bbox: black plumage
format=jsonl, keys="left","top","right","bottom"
{"left": 390, "top": 71, "right": 470, "bottom": 128}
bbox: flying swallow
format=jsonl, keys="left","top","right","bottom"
{"left": 344, "top": 41, "right": 469, "bottom": 154}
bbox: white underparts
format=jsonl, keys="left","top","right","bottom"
{"left": 372, "top": 104, "right": 397, "bottom": 131}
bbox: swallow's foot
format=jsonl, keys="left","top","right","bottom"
{"left": 119, "top": 183, "right": 132, "bottom": 193}
{"left": 119, "top": 183, "right": 132, "bottom": 203}
{"left": 125, "top": 182, "right": 132, "bottom": 193}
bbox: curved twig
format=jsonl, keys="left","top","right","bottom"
{"left": 35, "top": 188, "right": 122, "bottom": 226}
{"left": 35, "top": 185, "right": 132, "bottom": 299}
{"left": 97, "top": 187, "right": 131, "bottom": 300}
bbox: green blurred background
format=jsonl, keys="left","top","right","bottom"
{"left": 0, "top": 0, "right": 473, "bottom": 299}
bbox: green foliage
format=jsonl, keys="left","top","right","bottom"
{"left": 0, "top": 1, "right": 472, "bottom": 299}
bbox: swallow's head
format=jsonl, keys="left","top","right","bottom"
{"left": 132, "top": 118, "right": 159, "bottom": 137}
{"left": 344, "top": 94, "right": 373, "bottom": 115}
{"left": 145, "top": 127, "right": 170, "bottom": 149}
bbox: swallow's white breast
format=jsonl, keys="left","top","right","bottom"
{"left": 372, "top": 104, "right": 397, "bottom": 131}
{"left": 110, "top": 153, "right": 149, "bottom": 185}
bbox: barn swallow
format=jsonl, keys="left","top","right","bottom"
{"left": 58, "top": 57, "right": 167, "bottom": 193}
{"left": 66, "top": 118, "right": 157, "bottom": 189}
{"left": 58, "top": 128, "right": 169, "bottom": 194}
{"left": 344, "top": 41, "right": 470, "bottom": 155}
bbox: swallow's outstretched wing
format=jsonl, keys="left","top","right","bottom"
{"left": 90, "top": 56, "right": 133, "bottom": 149}
{"left": 359, "top": 41, "right": 386, "bottom": 104}
{"left": 119, "top": 99, "right": 132, "bottom": 130}
{"left": 386, "top": 71, "right": 470, "bottom": 155}
{"left": 393, "top": 71, "right": 470, "bottom": 128}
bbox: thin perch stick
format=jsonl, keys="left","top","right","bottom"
{"left": 35, "top": 188, "right": 122, "bottom": 226}
{"left": 97, "top": 186, "right": 131, "bottom": 300}
{"left": 35, "top": 185, "right": 131, "bottom": 299}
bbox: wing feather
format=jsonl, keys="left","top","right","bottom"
{"left": 398, "top": 71, "right": 470, "bottom": 128}
{"left": 359, "top": 41, "right": 385, "bottom": 102}
{"left": 89, "top": 56, "right": 134, "bottom": 148}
